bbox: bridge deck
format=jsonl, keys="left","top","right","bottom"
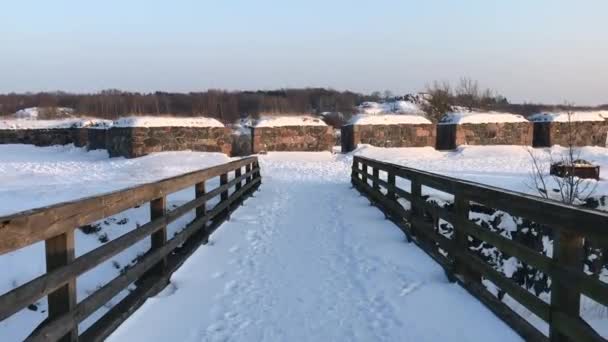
{"left": 107, "top": 153, "right": 521, "bottom": 342}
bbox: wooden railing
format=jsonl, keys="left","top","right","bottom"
{"left": 351, "top": 155, "right": 608, "bottom": 342}
{"left": 0, "top": 157, "right": 261, "bottom": 342}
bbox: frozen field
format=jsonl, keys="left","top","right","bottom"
{"left": 1, "top": 144, "right": 607, "bottom": 341}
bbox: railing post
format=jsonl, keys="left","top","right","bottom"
{"left": 245, "top": 163, "right": 252, "bottom": 185}
{"left": 45, "top": 231, "right": 77, "bottom": 342}
{"left": 220, "top": 172, "right": 230, "bottom": 219}
{"left": 235, "top": 167, "right": 242, "bottom": 192}
{"left": 453, "top": 189, "right": 478, "bottom": 284}
{"left": 410, "top": 176, "right": 422, "bottom": 239}
{"left": 549, "top": 230, "right": 584, "bottom": 342}
{"left": 252, "top": 159, "right": 261, "bottom": 190}
{"left": 149, "top": 196, "right": 167, "bottom": 276}
{"left": 361, "top": 162, "right": 368, "bottom": 186}
{"left": 387, "top": 172, "right": 396, "bottom": 202}
{"left": 372, "top": 167, "right": 379, "bottom": 190}
{"left": 195, "top": 181, "right": 208, "bottom": 243}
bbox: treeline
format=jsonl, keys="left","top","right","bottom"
{"left": 422, "top": 78, "right": 608, "bottom": 122}
{"left": 0, "top": 89, "right": 377, "bottom": 123}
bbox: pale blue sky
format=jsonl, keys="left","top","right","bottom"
{"left": 1, "top": 0, "right": 606, "bottom": 104}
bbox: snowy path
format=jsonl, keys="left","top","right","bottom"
{"left": 108, "top": 153, "right": 521, "bottom": 342}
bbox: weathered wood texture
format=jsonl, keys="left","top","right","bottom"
{"left": 351, "top": 155, "right": 608, "bottom": 342}
{"left": 0, "top": 157, "right": 261, "bottom": 342}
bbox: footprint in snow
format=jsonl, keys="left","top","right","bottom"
{"left": 400, "top": 282, "right": 421, "bottom": 296}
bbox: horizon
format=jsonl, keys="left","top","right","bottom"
{"left": 1, "top": 0, "right": 607, "bottom": 105}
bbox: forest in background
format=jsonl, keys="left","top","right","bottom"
{"left": 1, "top": 80, "right": 606, "bottom": 124}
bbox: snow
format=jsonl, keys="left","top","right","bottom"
{"left": 347, "top": 114, "right": 431, "bottom": 126}
{"left": 12, "top": 107, "right": 75, "bottom": 119}
{"left": 2, "top": 144, "right": 607, "bottom": 341}
{"left": 0, "top": 118, "right": 113, "bottom": 130}
{"left": 357, "top": 100, "right": 425, "bottom": 115}
{"left": 528, "top": 111, "right": 608, "bottom": 123}
{"left": 353, "top": 144, "right": 608, "bottom": 198}
{"left": 107, "top": 152, "right": 519, "bottom": 342}
{"left": 113, "top": 116, "right": 225, "bottom": 128}
{"left": 254, "top": 115, "right": 327, "bottom": 127}
{"left": 439, "top": 112, "right": 529, "bottom": 125}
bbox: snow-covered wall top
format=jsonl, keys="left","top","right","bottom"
{"left": 113, "top": 116, "right": 225, "bottom": 128}
{"left": 254, "top": 116, "right": 327, "bottom": 128}
{"left": 346, "top": 114, "right": 431, "bottom": 126}
{"left": 528, "top": 111, "right": 608, "bottom": 123}
{"left": 0, "top": 118, "right": 111, "bottom": 130}
{"left": 439, "top": 112, "right": 529, "bottom": 125}
{"left": 357, "top": 100, "right": 424, "bottom": 115}
{"left": 12, "top": 107, "right": 75, "bottom": 119}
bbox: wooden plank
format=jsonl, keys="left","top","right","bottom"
{"left": 462, "top": 220, "right": 553, "bottom": 274}
{"left": 459, "top": 279, "right": 549, "bottom": 342}
{"left": 0, "top": 157, "right": 259, "bottom": 255}
{"left": 462, "top": 251, "right": 551, "bottom": 322}
{"left": 352, "top": 177, "right": 409, "bottom": 220}
{"left": 353, "top": 168, "right": 412, "bottom": 201}
{"left": 44, "top": 231, "right": 77, "bottom": 342}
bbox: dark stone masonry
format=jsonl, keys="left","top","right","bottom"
{"left": 341, "top": 124, "right": 436, "bottom": 152}
{"left": 436, "top": 122, "right": 533, "bottom": 150}
{"left": 251, "top": 126, "right": 333, "bottom": 153}
{"left": 0, "top": 128, "right": 77, "bottom": 147}
{"left": 533, "top": 121, "right": 608, "bottom": 147}
{"left": 106, "top": 127, "right": 232, "bottom": 158}
{"left": 87, "top": 129, "right": 108, "bottom": 150}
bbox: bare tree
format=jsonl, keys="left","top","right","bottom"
{"left": 421, "top": 81, "right": 453, "bottom": 123}
{"left": 527, "top": 109, "right": 597, "bottom": 205}
{"left": 455, "top": 77, "right": 480, "bottom": 111}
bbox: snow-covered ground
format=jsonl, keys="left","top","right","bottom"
{"left": 108, "top": 152, "right": 520, "bottom": 342}
{"left": 1, "top": 144, "right": 607, "bottom": 341}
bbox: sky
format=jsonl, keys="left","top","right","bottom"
{"left": 0, "top": 0, "right": 607, "bottom": 105}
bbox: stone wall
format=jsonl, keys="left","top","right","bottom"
{"left": 341, "top": 124, "right": 436, "bottom": 152}
{"left": 87, "top": 129, "right": 108, "bottom": 150}
{"left": 437, "top": 122, "right": 533, "bottom": 150}
{"left": 252, "top": 126, "right": 333, "bottom": 153}
{"left": 533, "top": 121, "right": 608, "bottom": 147}
{"left": 106, "top": 126, "right": 232, "bottom": 158}
{"left": 0, "top": 128, "right": 79, "bottom": 147}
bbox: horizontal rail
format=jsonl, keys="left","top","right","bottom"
{"left": 355, "top": 155, "right": 608, "bottom": 244}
